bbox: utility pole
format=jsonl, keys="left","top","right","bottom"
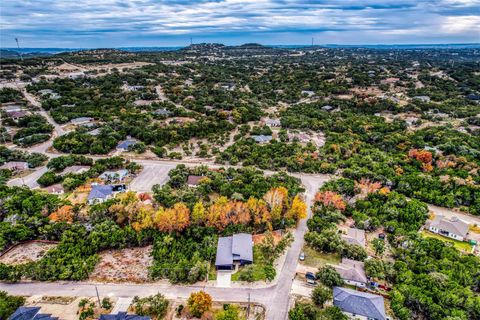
{"left": 95, "top": 285, "right": 101, "bottom": 306}
{"left": 15, "top": 38, "right": 24, "bottom": 61}
{"left": 247, "top": 292, "right": 251, "bottom": 318}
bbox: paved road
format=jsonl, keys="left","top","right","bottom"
{"left": 7, "top": 166, "right": 48, "bottom": 189}
{"left": 427, "top": 203, "right": 480, "bottom": 226}
{"left": 0, "top": 173, "right": 328, "bottom": 319}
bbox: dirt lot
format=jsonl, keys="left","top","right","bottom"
{"left": 0, "top": 242, "right": 57, "bottom": 265}
{"left": 89, "top": 246, "right": 153, "bottom": 283}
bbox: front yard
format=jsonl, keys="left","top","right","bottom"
{"left": 231, "top": 246, "right": 268, "bottom": 281}
{"left": 421, "top": 231, "right": 474, "bottom": 253}
{"left": 300, "top": 245, "right": 341, "bottom": 268}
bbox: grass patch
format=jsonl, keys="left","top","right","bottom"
{"left": 208, "top": 263, "right": 217, "bottom": 281}
{"left": 421, "top": 231, "right": 473, "bottom": 253}
{"left": 231, "top": 246, "right": 266, "bottom": 282}
{"left": 301, "top": 245, "right": 341, "bottom": 268}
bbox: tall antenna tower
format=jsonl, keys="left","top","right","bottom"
{"left": 190, "top": 37, "right": 193, "bottom": 45}
{"left": 311, "top": 37, "right": 314, "bottom": 46}
{"left": 15, "top": 38, "right": 24, "bottom": 61}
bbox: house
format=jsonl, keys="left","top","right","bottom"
{"left": 38, "top": 89, "right": 54, "bottom": 96}
{"left": 88, "top": 184, "right": 125, "bottom": 204}
{"left": 60, "top": 165, "right": 90, "bottom": 176}
{"left": 7, "top": 110, "right": 28, "bottom": 120}
{"left": 187, "top": 175, "right": 204, "bottom": 186}
{"left": 264, "top": 118, "right": 281, "bottom": 127}
{"left": 333, "top": 287, "right": 387, "bottom": 320}
{"left": 215, "top": 233, "right": 253, "bottom": 270}
{"left": 413, "top": 95, "right": 431, "bottom": 103}
{"left": 3, "top": 104, "right": 22, "bottom": 112}
{"left": 331, "top": 258, "right": 368, "bottom": 288}
{"left": 153, "top": 108, "right": 172, "bottom": 116}
{"left": 87, "top": 128, "right": 101, "bottom": 136}
{"left": 322, "top": 105, "right": 335, "bottom": 112}
{"left": 99, "top": 312, "right": 150, "bottom": 320}
{"left": 0, "top": 161, "right": 29, "bottom": 172}
{"left": 8, "top": 306, "right": 58, "bottom": 320}
{"left": 220, "top": 82, "right": 236, "bottom": 91}
{"left": 117, "top": 140, "right": 137, "bottom": 152}
{"left": 341, "top": 228, "right": 366, "bottom": 248}
{"left": 70, "top": 117, "right": 93, "bottom": 125}
{"left": 44, "top": 183, "right": 65, "bottom": 195}
{"left": 252, "top": 135, "right": 272, "bottom": 144}
{"left": 428, "top": 215, "right": 469, "bottom": 241}
{"left": 301, "top": 90, "right": 315, "bottom": 97}
{"left": 99, "top": 169, "right": 129, "bottom": 182}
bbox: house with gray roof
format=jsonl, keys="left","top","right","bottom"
{"left": 428, "top": 215, "right": 469, "bottom": 241}
{"left": 215, "top": 233, "right": 253, "bottom": 270}
{"left": 252, "top": 135, "right": 272, "bottom": 144}
{"left": 0, "top": 161, "right": 29, "bottom": 172}
{"left": 9, "top": 306, "right": 58, "bottom": 320}
{"left": 60, "top": 165, "right": 90, "bottom": 176}
{"left": 331, "top": 258, "right": 368, "bottom": 288}
{"left": 99, "top": 312, "right": 150, "bottom": 320}
{"left": 413, "top": 95, "right": 431, "bottom": 103}
{"left": 153, "top": 108, "right": 172, "bottom": 116}
{"left": 71, "top": 117, "right": 93, "bottom": 125}
{"left": 88, "top": 185, "right": 114, "bottom": 204}
{"left": 117, "top": 140, "right": 137, "bottom": 152}
{"left": 333, "top": 287, "right": 386, "bottom": 320}
{"left": 341, "top": 228, "right": 366, "bottom": 248}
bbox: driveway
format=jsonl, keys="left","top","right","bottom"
{"left": 216, "top": 271, "right": 232, "bottom": 288}
{"left": 7, "top": 166, "right": 48, "bottom": 189}
{"left": 129, "top": 163, "right": 175, "bottom": 192}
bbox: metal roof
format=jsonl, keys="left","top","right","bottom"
{"left": 117, "top": 140, "right": 137, "bottom": 150}
{"left": 8, "top": 307, "right": 58, "bottom": 320}
{"left": 99, "top": 312, "right": 150, "bottom": 320}
{"left": 333, "top": 287, "right": 386, "bottom": 320}
{"left": 215, "top": 233, "right": 253, "bottom": 267}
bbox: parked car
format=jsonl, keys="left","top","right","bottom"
{"left": 299, "top": 252, "right": 305, "bottom": 261}
{"left": 306, "top": 272, "right": 316, "bottom": 285}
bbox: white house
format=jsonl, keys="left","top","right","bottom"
{"left": 428, "top": 215, "right": 469, "bottom": 241}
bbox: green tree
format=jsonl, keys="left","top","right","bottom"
{"left": 316, "top": 266, "right": 344, "bottom": 288}
{"left": 311, "top": 286, "right": 332, "bottom": 307}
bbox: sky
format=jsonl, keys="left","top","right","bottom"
{"left": 1, "top": 0, "right": 480, "bottom": 48}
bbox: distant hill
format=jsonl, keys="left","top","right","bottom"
{"left": 0, "top": 49, "right": 52, "bottom": 59}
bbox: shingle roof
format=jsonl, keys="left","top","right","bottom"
{"left": 430, "top": 215, "right": 469, "bottom": 238}
{"left": 332, "top": 258, "right": 367, "bottom": 284}
{"left": 99, "top": 312, "right": 150, "bottom": 320}
{"left": 333, "top": 287, "right": 386, "bottom": 320}
{"left": 215, "top": 233, "right": 253, "bottom": 266}
{"left": 0, "top": 161, "right": 29, "bottom": 170}
{"left": 341, "top": 228, "right": 366, "bottom": 248}
{"left": 88, "top": 185, "right": 114, "bottom": 201}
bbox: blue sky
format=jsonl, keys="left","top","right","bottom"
{"left": 1, "top": 0, "right": 479, "bottom": 48}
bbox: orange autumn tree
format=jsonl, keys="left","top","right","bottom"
{"left": 156, "top": 202, "right": 190, "bottom": 233}
{"left": 49, "top": 205, "right": 74, "bottom": 223}
{"left": 408, "top": 149, "right": 433, "bottom": 172}
{"left": 355, "top": 179, "right": 382, "bottom": 195}
{"left": 314, "top": 191, "right": 346, "bottom": 211}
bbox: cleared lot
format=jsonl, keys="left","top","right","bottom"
{"left": 129, "top": 163, "right": 175, "bottom": 192}
{"left": 0, "top": 242, "right": 57, "bottom": 265}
